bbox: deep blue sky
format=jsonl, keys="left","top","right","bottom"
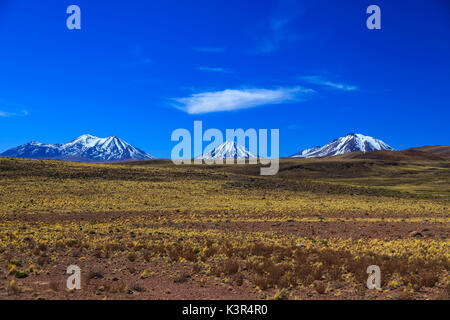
{"left": 0, "top": 0, "right": 449, "bottom": 158}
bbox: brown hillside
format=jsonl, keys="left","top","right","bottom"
{"left": 405, "top": 145, "right": 450, "bottom": 158}
{"left": 339, "top": 149, "right": 446, "bottom": 161}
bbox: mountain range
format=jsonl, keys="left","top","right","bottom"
{"left": 0, "top": 134, "right": 154, "bottom": 162}
{"left": 1, "top": 133, "right": 447, "bottom": 162}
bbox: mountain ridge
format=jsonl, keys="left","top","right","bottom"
{"left": 0, "top": 134, "right": 155, "bottom": 162}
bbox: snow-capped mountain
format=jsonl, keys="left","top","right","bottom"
{"left": 293, "top": 146, "right": 321, "bottom": 158}
{"left": 0, "top": 134, "right": 155, "bottom": 162}
{"left": 291, "top": 133, "right": 394, "bottom": 158}
{"left": 198, "top": 141, "right": 256, "bottom": 159}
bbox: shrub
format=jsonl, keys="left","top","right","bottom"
{"left": 314, "top": 281, "right": 326, "bottom": 294}
{"left": 223, "top": 260, "right": 239, "bottom": 275}
{"left": 127, "top": 253, "right": 137, "bottom": 262}
{"left": 130, "top": 282, "right": 145, "bottom": 293}
{"left": 174, "top": 272, "right": 189, "bottom": 283}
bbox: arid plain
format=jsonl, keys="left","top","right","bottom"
{"left": 0, "top": 153, "right": 448, "bottom": 300}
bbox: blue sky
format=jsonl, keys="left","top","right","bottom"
{"left": 0, "top": 0, "right": 449, "bottom": 158}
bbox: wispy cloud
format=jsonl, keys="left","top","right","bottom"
{"left": 0, "top": 110, "right": 28, "bottom": 117}
{"left": 255, "top": 17, "right": 299, "bottom": 53}
{"left": 270, "top": 17, "right": 291, "bottom": 31}
{"left": 173, "top": 87, "right": 313, "bottom": 114}
{"left": 196, "top": 66, "right": 228, "bottom": 73}
{"left": 122, "top": 46, "right": 152, "bottom": 67}
{"left": 252, "top": 1, "right": 302, "bottom": 53}
{"left": 194, "top": 47, "right": 225, "bottom": 53}
{"left": 301, "top": 76, "right": 359, "bottom": 91}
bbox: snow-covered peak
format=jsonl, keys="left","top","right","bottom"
{"left": 76, "top": 134, "right": 97, "bottom": 140}
{"left": 292, "top": 133, "right": 394, "bottom": 158}
{"left": 63, "top": 134, "right": 104, "bottom": 149}
{"left": 28, "top": 141, "right": 44, "bottom": 146}
{"left": 1, "top": 134, "right": 155, "bottom": 162}
{"left": 199, "top": 140, "right": 256, "bottom": 159}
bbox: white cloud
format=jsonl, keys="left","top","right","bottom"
{"left": 0, "top": 110, "right": 28, "bottom": 117}
{"left": 197, "top": 66, "right": 228, "bottom": 73}
{"left": 173, "top": 87, "right": 313, "bottom": 114}
{"left": 194, "top": 47, "right": 225, "bottom": 53}
{"left": 301, "top": 76, "right": 358, "bottom": 91}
